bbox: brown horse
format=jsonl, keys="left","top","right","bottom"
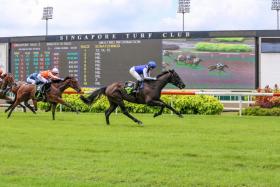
{"left": 80, "top": 70, "right": 185, "bottom": 126}
{"left": 6, "top": 76, "right": 81, "bottom": 120}
{"left": 0, "top": 73, "right": 27, "bottom": 111}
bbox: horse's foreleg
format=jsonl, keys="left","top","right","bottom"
{"left": 118, "top": 101, "right": 143, "bottom": 126}
{"left": 7, "top": 100, "right": 21, "bottom": 119}
{"left": 105, "top": 102, "right": 118, "bottom": 125}
{"left": 52, "top": 97, "right": 78, "bottom": 114}
{"left": 5, "top": 104, "right": 13, "bottom": 113}
{"left": 148, "top": 100, "right": 183, "bottom": 118}
{"left": 51, "top": 103, "right": 57, "bottom": 120}
{"left": 4, "top": 96, "right": 14, "bottom": 113}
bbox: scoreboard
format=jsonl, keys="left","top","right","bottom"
{"left": 6, "top": 31, "right": 259, "bottom": 89}
{"left": 11, "top": 39, "right": 162, "bottom": 87}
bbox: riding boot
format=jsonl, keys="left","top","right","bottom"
{"left": 134, "top": 80, "right": 142, "bottom": 93}
{"left": 35, "top": 84, "right": 44, "bottom": 99}
{"left": 41, "top": 84, "right": 47, "bottom": 100}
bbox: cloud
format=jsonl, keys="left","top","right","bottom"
{"left": 0, "top": 0, "right": 277, "bottom": 37}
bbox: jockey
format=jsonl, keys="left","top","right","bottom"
{"left": 26, "top": 72, "right": 39, "bottom": 85}
{"left": 36, "top": 68, "right": 61, "bottom": 98}
{"left": 37, "top": 67, "right": 61, "bottom": 83}
{"left": 129, "top": 60, "right": 157, "bottom": 93}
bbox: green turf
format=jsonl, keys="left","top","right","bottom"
{"left": 0, "top": 112, "right": 280, "bottom": 186}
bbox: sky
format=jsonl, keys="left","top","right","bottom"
{"left": 0, "top": 0, "right": 277, "bottom": 37}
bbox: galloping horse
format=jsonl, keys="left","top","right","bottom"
{"left": 0, "top": 73, "right": 14, "bottom": 101}
{"left": 6, "top": 76, "right": 81, "bottom": 120}
{"left": 208, "top": 63, "right": 229, "bottom": 72}
{"left": 0, "top": 73, "right": 26, "bottom": 111}
{"left": 80, "top": 70, "right": 185, "bottom": 125}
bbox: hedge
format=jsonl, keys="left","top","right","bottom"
{"left": 213, "top": 38, "right": 245, "bottom": 42}
{"left": 38, "top": 92, "right": 223, "bottom": 115}
{"left": 195, "top": 42, "right": 252, "bottom": 52}
{"left": 242, "top": 106, "right": 280, "bottom": 116}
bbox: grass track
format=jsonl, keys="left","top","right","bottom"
{"left": 0, "top": 112, "right": 280, "bottom": 186}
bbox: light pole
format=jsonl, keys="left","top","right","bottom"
{"left": 42, "top": 7, "right": 53, "bottom": 35}
{"left": 272, "top": 0, "right": 280, "bottom": 30}
{"left": 178, "top": 0, "right": 190, "bottom": 31}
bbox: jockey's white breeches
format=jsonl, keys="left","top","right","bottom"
{"left": 26, "top": 77, "right": 36, "bottom": 84}
{"left": 129, "top": 67, "right": 142, "bottom": 81}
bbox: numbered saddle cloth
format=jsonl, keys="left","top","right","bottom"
{"left": 124, "top": 81, "right": 136, "bottom": 95}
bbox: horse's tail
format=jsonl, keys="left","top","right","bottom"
{"left": 80, "top": 87, "right": 107, "bottom": 105}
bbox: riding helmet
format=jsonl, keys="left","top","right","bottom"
{"left": 147, "top": 61, "right": 157, "bottom": 68}
{"left": 51, "top": 67, "right": 59, "bottom": 74}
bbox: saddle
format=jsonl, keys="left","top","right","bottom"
{"left": 124, "top": 81, "right": 136, "bottom": 95}
{"left": 35, "top": 83, "right": 51, "bottom": 100}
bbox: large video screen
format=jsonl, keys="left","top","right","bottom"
{"left": 10, "top": 37, "right": 256, "bottom": 89}
{"left": 162, "top": 37, "right": 256, "bottom": 89}
{"left": 11, "top": 40, "right": 162, "bottom": 87}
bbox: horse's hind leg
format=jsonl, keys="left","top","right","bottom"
{"left": 19, "top": 103, "right": 27, "bottom": 112}
{"left": 105, "top": 102, "right": 118, "bottom": 125}
{"left": 118, "top": 101, "right": 143, "bottom": 125}
{"left": 24, "top": 100, "right": 36, "bottom": 114}
{"left": 45, "top": 103, "right": 51, "bottom": 112}
{"left": 154, "top": 106, "right": 165, "bottom": 118}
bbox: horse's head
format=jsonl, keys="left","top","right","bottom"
{"left": 1, "top": 73, "right": 14, "bottom": 90}
{"left": 64, "top": 76, "right": 82, "bottom": 93}
{"left": 167, "top": 70, "right": 185, "bottom": 89}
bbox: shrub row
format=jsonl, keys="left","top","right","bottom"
{"left": 242, "top": 85, "right": 280, "bottom": 116}
{"left": 242, "top": 106, "right": 280, "bottom": 116}
{"left": 38, "top": 93, "right": 223, "bottom": 115}
{"left": 195, "top": 42, "right": 252, "bottom": 52}
{"left": 213, "top": 38, "right": 245, "bottom": 42}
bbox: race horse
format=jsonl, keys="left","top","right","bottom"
{"left": 208, "top": 63, "right": 229, "bottom": 72}
{"left": 6, "top": 76, "right": 81, "bottom": 120}
{"left": 0, "top": 73, "right": 27, "bottom": 111}
{"left": 80, "top": 69, "right": 186, "bottom": 125}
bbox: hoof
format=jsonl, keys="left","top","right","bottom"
{"left": 137, "top": 121, "right": 144, "bottom": 126}
{"left": 153, "top": 113, "right": 160, "bottom": 118}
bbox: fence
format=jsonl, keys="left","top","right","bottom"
{"left": 2, "top": 90, "right": 280, "bottom": 116}
{"left": 62, "top": 90, "right": 280, "bottom": 116}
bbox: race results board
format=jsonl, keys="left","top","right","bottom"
{"left": 11, "top": 40, "right": 161, "bottom": 87}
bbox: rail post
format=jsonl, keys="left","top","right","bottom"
{"left": 238, "top": 95, "right": 242, "bottom": 116}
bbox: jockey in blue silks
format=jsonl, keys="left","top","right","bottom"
{"left": 129, "top": 61, "right": 157, "bottom": 93}
{"left": 26, "top": 72, "right": 39, "bottom": 85}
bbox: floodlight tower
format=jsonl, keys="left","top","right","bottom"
{"left": 272, "top": 0, "right": 280, "bottom": 30}
{"left": 42, "top": 7, "right": 53, "bottom": 35}
{"left": 178, "top": 0, "right": 190, "bottom": 31}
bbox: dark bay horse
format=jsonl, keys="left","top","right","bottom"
{"left": 6, "top": 77, "right": 81, "bottom": 120}
{"left": 80, "top": 70, "right": 185, "bottom": 125}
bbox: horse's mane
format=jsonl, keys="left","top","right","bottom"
{"left": 51, "top": 76, "right": 73, "bottom": 84}
{"left": 64, "top": 76, "right": 72, "bottom": 81}
{"left": 156, "top": 69, "right": 174, "bottom": 78}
